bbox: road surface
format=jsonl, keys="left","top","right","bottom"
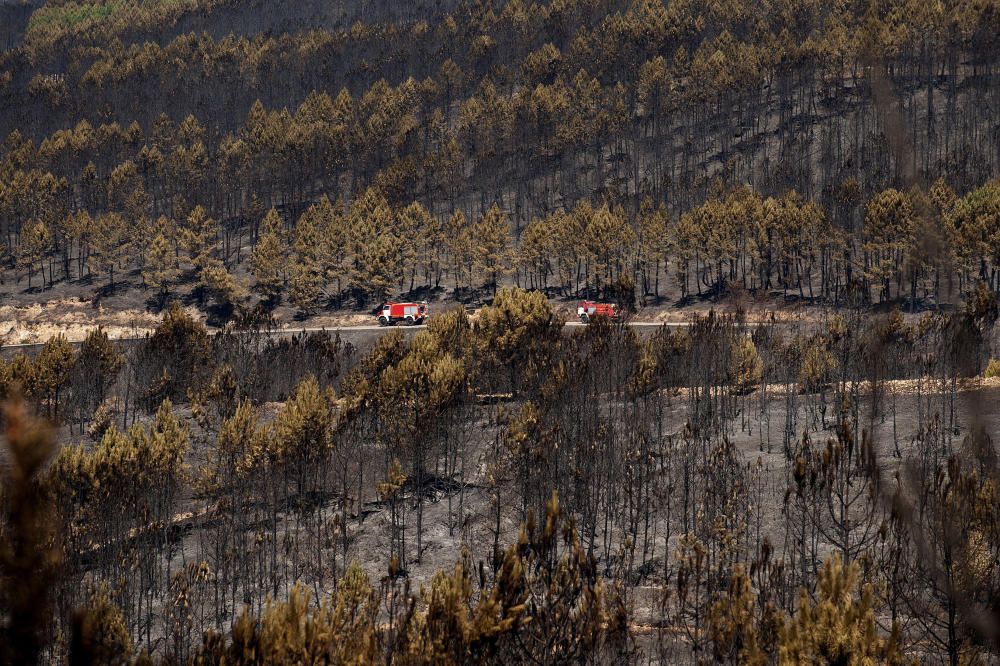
{"left": 1, "top": 319, "right": 790, "bottom": 354}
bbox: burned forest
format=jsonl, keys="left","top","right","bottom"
{"left": 2, "top": 0, "right": 1000, "bottom": 664}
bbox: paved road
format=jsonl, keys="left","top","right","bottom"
{"left": 1, "top": 319, "right": 775, "bottom": 354}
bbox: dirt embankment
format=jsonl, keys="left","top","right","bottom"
{"left": 0, "top": 299, "right": 171, "bottom": 345}
{"left": 0, "top": 299, "right": 379, "bottom": 346}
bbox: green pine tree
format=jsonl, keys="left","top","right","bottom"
{"left": 250, "top": 208, "right": 287, "bottom": 301}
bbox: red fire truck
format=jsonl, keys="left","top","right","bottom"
{"left": 377, "top": 301, "right": 428, "bottom": 326}
{"left": 577, "top": 300, "right": 620, "bottom": 323}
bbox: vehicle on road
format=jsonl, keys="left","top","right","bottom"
{"left": 577, "top": 300, "right": 620, "bottom": 323}
{"left": 378, "top": 301, "right": 428, "bottom": 326}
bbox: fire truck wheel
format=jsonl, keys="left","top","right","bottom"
{"left": 405, "top": 316, "right": 415, "bottom": 326}
{"left": 378, "top": 316, "right": 389, "bottom": 326}
{"left": 580, "top": 314, "right": 590, "bottom": 324}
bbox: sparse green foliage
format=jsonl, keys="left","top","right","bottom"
{"left": 778, "top": 554, "right": 906, "bottom": 665}
{"left": 708, "top": 566, "right": 766, "bottom": 665}
{"left": 142, "top": 301, "right": 211, "bottom": 402}
{"left": 472, "top": 203, "right": 512, "bottom": 293}
{"left": 143, "top": 220, "right": 179, "bottom": 297}
{"left": 71, "top": 583, "right": 132, "bottom": 666}
{"left": 49, "top": 400, "right": 188, "bottom": 528}
{"left": 272, "top": 375, "right": 337, "bottom": 471}
{"left": 473, "top": 287, "right": 563, "bottom": 395}
{"left": 35, "top": 333, "right": 75, "bottom": 417}
{"left": 16, "top": 219, "right": 51, "bottom": 288}
{"left": 88, "top": 213, "right": 129, "bottom": 289}
{"left": 497, "top": 491, "right": 630, "bottom": 664}
{"left": 445, "top": 209, "right": 473, "bottom": 291}
{"left": 198, "top": 258, "right": 245, "bottom": 308}
{"left": 799, "top": 338, "right": 838, "bottom": 393}
{"left": 193, "top": 574, "right": 379, "bottom": 664}
{"left": 289, "top": 261, "right": 325, "bottom": 314}
{"left": 250, "top": 208, "right": 286, "bottom": 301}
{"left": 730, "top": 336, "right": 763, "bottom": 394}
{"left": 75, "top": 327, "right": 123, "bottom": 408}
{"left": 181, "top": 205, "right": 218, "bottom": 271}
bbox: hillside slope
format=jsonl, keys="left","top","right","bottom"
{"left": 0, "top": 0, "right": 998, "bottom": 326}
